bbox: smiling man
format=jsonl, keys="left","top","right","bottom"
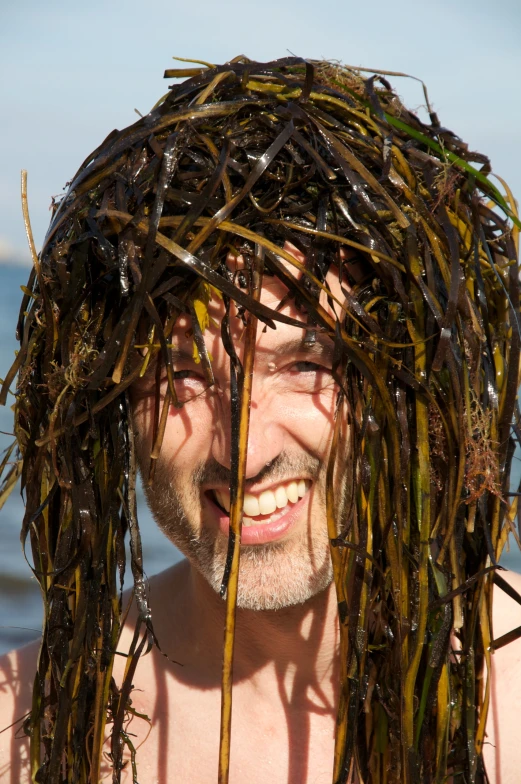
{"left": 131, "top": 249, "right": 348, "bottom": 615}
{"left": 0, "top": 56, "right": 520, "bottom": 784}
{"left": 118, "top": 248, "right": 351, "bottom": 782}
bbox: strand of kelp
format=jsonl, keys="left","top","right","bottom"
{"left": 0, "top": 57, "right": 520, "bottom": 783}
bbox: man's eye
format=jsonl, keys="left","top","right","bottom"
{"left": 291, "top": 361, "right": 328, "bottom": 373}
{"left": 173, "top": 369, "right": 199, "bottom": 380}
{"left": 285, "top": 361, "right": 336, "bottom": 393}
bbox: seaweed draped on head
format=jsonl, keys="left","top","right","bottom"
{"left": 2, "top": 55, "right": 520, "bottom": 783}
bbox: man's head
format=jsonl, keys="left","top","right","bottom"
{"left": 5, "top": 56, "right": 520, "bottom": 780}
{"left": 131, "top": 243, "right": 357, "bottom": 610}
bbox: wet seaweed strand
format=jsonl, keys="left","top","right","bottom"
{"left": 0, "top": 56, "right": 520, "bottom": 783}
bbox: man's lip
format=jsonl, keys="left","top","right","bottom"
{"left": 203, "top": 490, "right": 311, "bottom": 545}
{"left": 202, "top": 478, "right": 312, "bottom": 496}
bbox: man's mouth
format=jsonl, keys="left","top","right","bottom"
{"left": 211, "top": 479, "right": 311, "bottom": 526}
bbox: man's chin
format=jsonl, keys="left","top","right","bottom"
{"left": 139, "top": 469, "right": 335, "bottom": 611}
{"left": 193, "top": 540, "right": 334, "bottom": 612}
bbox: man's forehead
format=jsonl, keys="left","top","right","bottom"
{"left": 213, "top": 243, "right": 349, "bottom": 319}
{"left": 170, "top": 295, "right": 334, "bottom": 357}
{"left": 166, "top": 241, "right": 360, "bottom": 359}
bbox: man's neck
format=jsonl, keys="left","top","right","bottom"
{"left": 150, "top": 560, "right": 340, "bottom": 707}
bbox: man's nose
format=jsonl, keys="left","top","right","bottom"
{"left": 211, "top": 385, "right": 284, "bottom": 480}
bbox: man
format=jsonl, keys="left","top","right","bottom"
{"left": 0, "top": 56, "right": 520, "bottom": 783}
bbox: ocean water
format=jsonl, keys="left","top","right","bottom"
{"left": 1, "top": 263, "right": 520, "bottom": 656}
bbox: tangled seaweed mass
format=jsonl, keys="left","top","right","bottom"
{"left": 1, "top": 56, "right": 521, "bottom": 783}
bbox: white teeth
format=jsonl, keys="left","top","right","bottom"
{"left": 212, "top": 479, "right": 310, "bottom": 525}
{"left": 275, "top": 485, "right": 288, "bottom": 509}
{"left": 243, "top": 494, "right": 260, "bottom": 517}
{"left": 286, "top": 481, "right": 299, "bottom": 504}
{"left": 259, "top": 490, "right": 277, "bottom": 515}
{"left": 215, "top": 489, "right": 231, "bottom": 512}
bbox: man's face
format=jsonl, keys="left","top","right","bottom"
{"left": 131, "top": 244, "right": 352, "bottom": 610}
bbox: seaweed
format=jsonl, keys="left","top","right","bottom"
{"left": 1, "top": 55, "right": 520, "bottom": 783}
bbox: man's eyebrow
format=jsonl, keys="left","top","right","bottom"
{"left": 267, "top": 336, "right": 334, "bottom": 360}
{"left": 165, "top": 337, "right": 334, "bottom": 367}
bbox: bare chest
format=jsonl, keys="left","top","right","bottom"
{"left": 118, "top": 669, "right": 336, "bottom": 784}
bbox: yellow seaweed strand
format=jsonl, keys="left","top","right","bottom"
{"left": 328, "top": 398, "right": 350, "bottom": 782}
{"left": 474, "top": 578, "right": 493, "bottom": 761}
{"left": 21, "top": 170, "right": 41, "bottom": 277}
{"left": 403, "top": 231, "right": 430, "bottom": 761}
{"left": 218, "top": 253, "right": 263, "bottom": 784}
{"left": 435, "top": 663, "right": 450, "bottom": 782}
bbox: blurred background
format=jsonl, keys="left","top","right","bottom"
{"left": 1, "top": 0, "right": 521, "bottom": 654}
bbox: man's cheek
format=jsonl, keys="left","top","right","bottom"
{"left": 159, "top": 407, "right": 214, "bottom": 467}
{"left": 290, "top": 393, "right": 337, "bottom": 450}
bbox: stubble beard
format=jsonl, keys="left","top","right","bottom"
{"left": 137, "top": 449, "right": 345, "bottom": 612}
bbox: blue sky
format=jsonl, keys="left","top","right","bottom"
{"left": 1, "top": 0, "right": 520, "bottom": 265}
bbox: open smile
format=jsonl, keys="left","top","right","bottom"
{"left": 213, "top": 479, "right": 311, "bottom": 525}
{"left": 204, "top": 479, "right": 312, "bottom": 545}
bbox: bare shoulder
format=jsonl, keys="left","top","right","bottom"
{"left": 0, "top": 563, "right": 184, "bottom": 784}
{"left": 0, "top": 639, "right": 40, "bottom": 783}
{"left": 484, "top": 569, "right": 521, "bottom": 782}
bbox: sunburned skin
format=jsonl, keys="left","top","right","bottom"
{"left": 0, "top": 243, "right": 520, "bottom": 783}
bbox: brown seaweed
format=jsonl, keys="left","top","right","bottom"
{"left": 1, "top": 56, "right": 520, "bottom": 784}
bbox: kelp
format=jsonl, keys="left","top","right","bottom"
{"left": 1, "top": 55, "right": 520, "bottom": 783}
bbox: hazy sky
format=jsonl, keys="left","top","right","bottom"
{"left": 1, "top": 0, "right": 520, "bottom": 264}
